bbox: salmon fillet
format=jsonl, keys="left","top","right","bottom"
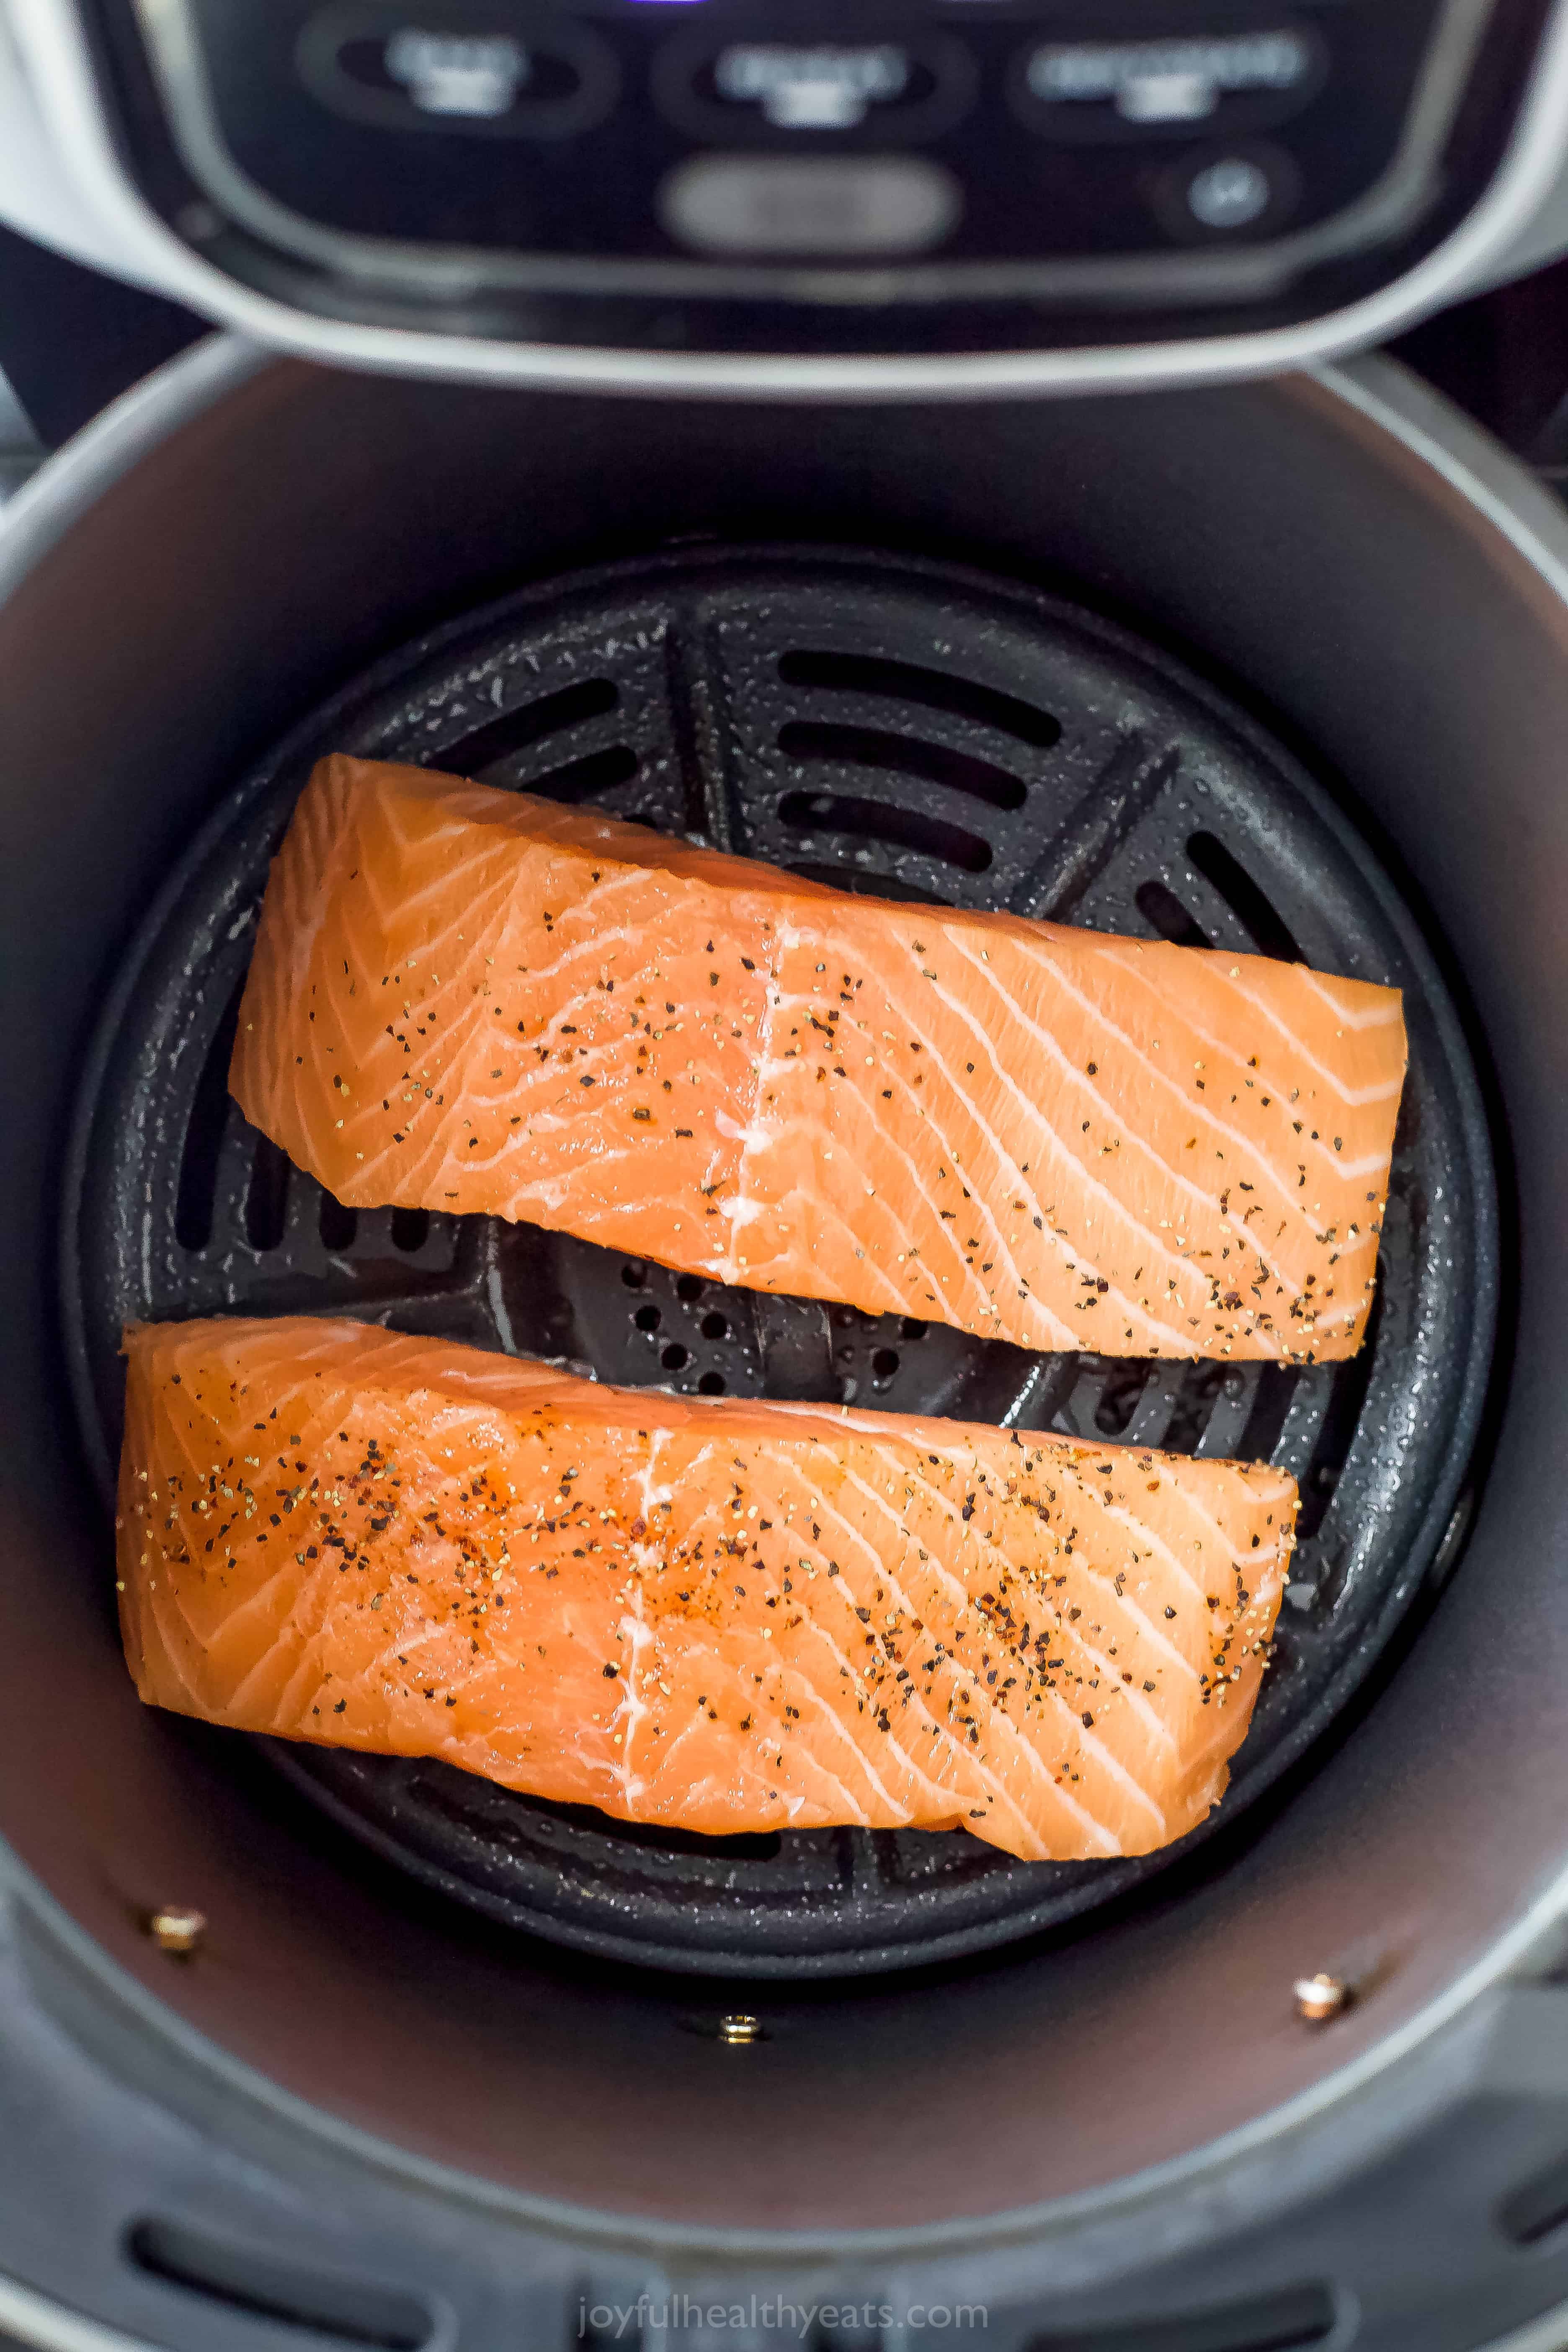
{"left": 118, "top": 1315, "right": 1296, "bottom": 1862}
{"left": 230, "top": 755, "right": 1407, "bottom": 1362}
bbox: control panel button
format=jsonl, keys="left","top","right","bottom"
{"left": 382, "top": 29, "right": 527, "bottom": 118}
{"left": 1186, "top": 155, "right": 1271, "bottom": 227}
{"left": 296, "top": 8, "right": 619, "bottom": 137}
{"left": 713, "top": 45, "right": 913, "bottom": 131}
{"left": 654, "top": 32, "right": 976, "bottom": 144}
{"left": 1013, "top": 26, "right": 1324, "bottom": 142}
{"left": 1152, "top": 143, "right": 1302, "bottom": 240}
{"left": 659, "top": 155, "right": 962, "bottom": 257}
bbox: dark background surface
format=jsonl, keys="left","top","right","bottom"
{"left": 0, "top": 222, "right": 202, "bottom": 448}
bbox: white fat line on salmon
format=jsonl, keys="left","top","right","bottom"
{"left": 636, "top": 1707, "right": 718, "bottom": 1784}
{"left": 634, "top": 1430, "right": 673, "bottom": 1535}
{"left": 852, "top": 1056, "right": 1076, "bottom": 1338}
{"left": 948, "top": 941, "right": 1314, "bottom": 1267}
{"left": 800, "top": 1480, "right": 1069, "bottom": 1852}
{"left": 877, "top": 965, "right": 1147, "bottom": 1292}
{"left": 1069, "top": 1470, "right": 1238, "bottom": 1620}
{"left": 882, "top": 960, "right": 1191, "bottom": 1351}
{"left": 766, "top": 1782, "right": 820, "bottom": 1829}
{"left": 1049, "top": 1538, "right": 1203, "bottom": 1692}
{"left": 349, "top": 1122, "right": 453, "bottom": 1205}
{"left": 704, "top": 1138, "right": 904, "bottom": 1300}
{"left": 733, "top": 1597, "right": 929, "bottom": 1826}
{"left": 1069, "top": 944, "right": 1400, "bottom": 1173}
{"left": 1181, "top": 1563, "right": 1291, "bottom": 1767}
{"left": 757, "top": 1659, "right": 909, "bottom": 1824}
{"left": 513, "top": 1141, "right": 684, "bottom": 1225}
{"left": 610, "top": 1591, "right": 654, "bottom": 1800}
{"left": 1081, "top": 1586, "right": 1197, "bottom": 1700}
{"left": 646, "top": 1697, "right": 833, "bottom": 1823}
{"left": 671, "top": 1433, "right": 732, "bottom": 1489}
{"left": 744, "top": 1395, "right": 927, "bottom": 1443}
{"left": 757, "top": 1178, "right": 910, "bottom": 1315}
{"left": 1200, "top": 965, "right": 1406, "bottom": 1123}
{"left": 646, "top": 1669, "right": 837, "bottom": 1830}
{"left": 1292, "top": 965, "right": 1408, "bottom": 1036}
{"left": 1158, "top": 1486, "right": 1298, "bottom": 1598}
{"left": 1060, "top": 1447, "right": 1289, "bottom": 1605}
{"left": 493, "top": 907, "right": 649, "bottom": 996}
{"left": 867, "top": 1509, "right": 1122, "bottom": 1855}
{"left": 237, "top": 956, "right": 292, "bottom": 1135}
{"left": 1173, "top": 972, "right": 1403, "bottom": 1160}
{"left": 773, "top": 974, "right": 1086, "bottom": 1346}
{"left": 151, "top": 1582, "right": 222, "bottom": 1716}
{"left": 827, "top": 1461, "right": 1132, "bottom": 1852}
{"left": 204, "top": 1574, "right": 309, "bottom": 1715}
{"left": 513, "top": 946, "right": 658, "bottom": 1044}
{"left": 342, "top": 905, "right": 493, "bottom": 1059}
{"left": 361, "top": 834, "right": 515, "bottom": 943}
{"left": 1152, "top": 1458, "right": 1299, "bottom": 1565}
{"left": 908, "top": 1464, "right": 1178, "bottom": 1808}
{"left": 703, "top": 940, "right": 792, "bottom": 1281}
{"left": 977, "top": 944, "right": 1353, "bottom": 1298}
{"left": 713, "top": 1109, "right": 776, "bottom": 1157}
{"left": 352, "top": 1619, "right": 459, "bottom": 1692}
{"left": 260, "top": 761, "right": 351, "bottom": 988}
{"left": 759, "top": 1441, "right": 1025, "bottom": 1820}
{"left": 512, "top": 1165, "right": 581, "bottom": 1217}
{"left": 224, "top": 1567, "right": 344, "bottom": 1719}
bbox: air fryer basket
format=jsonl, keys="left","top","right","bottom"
{"left": 63, "top": 546, "right": 1494, "bottom": 1977}
{"left": 3, "top": 344, "right": 1568, "bottom": 2352}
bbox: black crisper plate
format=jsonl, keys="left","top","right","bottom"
{"left": 62, "top": 549, "right": 1497, "bottom": 1976}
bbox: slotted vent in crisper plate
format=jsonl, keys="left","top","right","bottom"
{"left": 62, "top": 547, "right": 1497, "bottom": 1977}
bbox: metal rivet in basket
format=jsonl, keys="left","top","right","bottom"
{"left": 147, "top": 1905, "right": 206, "bottom": 1956}
{"left": 1294, "top": 1971, "right": 1347, "bottom": 2023}
{"left": 717, "top": 2013, "right": 764, "bottom": 2045}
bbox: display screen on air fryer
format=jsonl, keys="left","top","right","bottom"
{"left": 97, "top": 0, "right": 1558, "bottom": 353}
{"left": 132, "top": 0, "right": 1448, "bottom": 253}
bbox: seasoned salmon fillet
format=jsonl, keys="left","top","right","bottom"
{"left": 231, "top": 756, "right": 1407, "bottom": 1362}
{"left": 118, "top": 1316, "right": 1296, "bottom": 1862}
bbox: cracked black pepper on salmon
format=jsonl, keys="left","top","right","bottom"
{"left": 230, "top": 756, "right": 1407, "bottom": 1362}
{"left": 116, "top": 1315, "right": 1297, "bottom": 1860}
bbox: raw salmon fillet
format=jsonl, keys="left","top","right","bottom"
{"left": 231, "top": 755, "right": 1407, "bottom": 1362}
{"left": 118, "top": 1315, "right": 1296, "bottom": 1861}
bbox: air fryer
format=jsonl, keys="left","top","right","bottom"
{"left": 0, "top": 339, "right": 1566, "bottom": 2352}
{"left": 5, "top": 2, "right": 1568, "bottom": 2348}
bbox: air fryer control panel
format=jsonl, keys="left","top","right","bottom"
{"left": 90, "top": 0, "right": 1556, "bottom": 353}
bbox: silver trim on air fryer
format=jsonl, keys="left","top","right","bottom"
{"left": 5, "top": 0, "right": 1568, "bottom": 390}
{"left": 129, "top": 0, "right": 1492, "bottom": 307}
{"left": 0, "top": 2269, "right": 161, "bottom": 2352}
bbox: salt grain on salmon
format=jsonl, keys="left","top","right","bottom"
{"left": 231, "top": 757, "right": 1407, "bottom": 1361}
{"left": 118, "top": 1315, "right": 1297, "bottom": 1861}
